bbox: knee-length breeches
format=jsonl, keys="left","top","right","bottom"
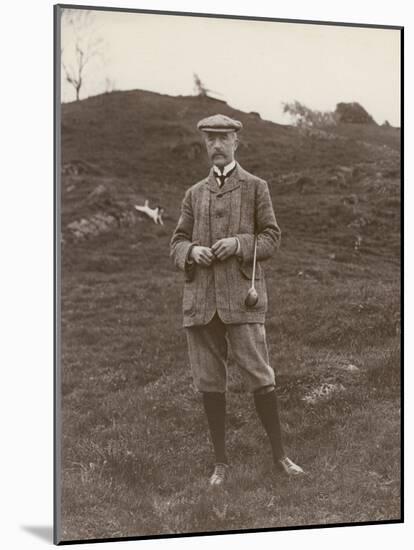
{"left": 185, "top": 311, "right": 276, "bottom": 393}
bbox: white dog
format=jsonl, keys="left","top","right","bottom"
{"left": 134, "top": 200, "right": 164, "bottom": 225}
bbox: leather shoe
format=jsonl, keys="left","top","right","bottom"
{"left": 209, "top": 463, "right": 229, "bottom": 486}
{"left": 277, "top": 456, "right": 305, "bottom": 476}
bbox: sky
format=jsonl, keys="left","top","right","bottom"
{"left": 60, "top": 9, "right": 401, "bottom": 126}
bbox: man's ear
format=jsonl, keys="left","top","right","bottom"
{"left": 234, "top": 135, "right": 239, "bottom": 151}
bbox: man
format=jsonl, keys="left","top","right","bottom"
{"left": 170, "top": 113, "right": 304, "bottom": 486}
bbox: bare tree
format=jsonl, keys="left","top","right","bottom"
{"left": 193, "top": 73, "right": 209, "bottom": 96}
{"left": 61, "top": 8, "right": 104, "bottom": 101}
{"left": 193, "top": 73, "right": 222, "bottom": 99}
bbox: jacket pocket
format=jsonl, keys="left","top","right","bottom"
{"left": 182, "top": 280, "right": 195, "bottom": 314}
{"left": 238, "top": 261, "right": 263, "bottom": 280}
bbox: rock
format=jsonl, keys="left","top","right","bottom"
{"left": 302, "top": 382, "right": 346, "bottom": 404}
{"left": 345, "top": 364, "right": 360, "bottom": 372}
{"left": 67, "top": 212, "right": 118, "bottom": 239}
{"left": 337, "top": 165, "right": 353, "bottom": 175}
{"left": 337, "top": 165, "right": 354, "bottom": 183}
{"left": 327, "top": 173, "right": 346, "bottom": 187}
{"left": 87, "top": 183, "right": 107, "bottom": 200}
{"left": 62, "top": 159, "right": 103, "bottom": 176}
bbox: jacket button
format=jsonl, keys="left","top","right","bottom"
{"left": 217, "top": 193, "right": 223, "bottom": 198}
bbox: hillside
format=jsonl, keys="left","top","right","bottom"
{"left": 59, "top": 90, "right": 401, "bottom": 542}
{"left": 61, "top": 89, "right": 399, "bottom": 208}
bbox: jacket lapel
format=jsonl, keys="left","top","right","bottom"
{"left": 205, "top": 161, "right": 244, "bottom": 194}
{"left": 205, "top": 167, "right": 219, "bottom": 193}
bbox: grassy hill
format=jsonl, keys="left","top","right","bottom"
{"left": 59, "top": 90, "right": 401, "bottom": 542}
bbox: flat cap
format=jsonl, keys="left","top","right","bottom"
{"left": 197, "top": 113, "right": 243, "bottom": 133}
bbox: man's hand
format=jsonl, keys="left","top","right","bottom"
{"left": 211, "top": 238, "right": 238, "bottom": 261}
{"left": 189, "top": 246, "right": 215, "bottom": 266}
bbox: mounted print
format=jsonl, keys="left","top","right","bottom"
{"left": 54, "top": 3, "right": 403, "bottom": 545}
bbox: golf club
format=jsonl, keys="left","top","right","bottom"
{"left": 245, "top": 234, "right": 259, "bottom": 307}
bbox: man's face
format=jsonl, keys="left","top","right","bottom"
{"left": 203, "top": 131, "right": 239, "bottom": 169}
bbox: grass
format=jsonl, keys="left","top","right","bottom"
{"left": 60, "top": 225, "right": 401, "bottom": 541}
{"left": 58, "top": 90, "right": 401, "bottom": 542}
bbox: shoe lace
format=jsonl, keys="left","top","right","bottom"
{"left": 213, "top": 463, "right": 228, "bottom": 480}
{"left": 280, "top": 457, "right": 303, "bottom": 473}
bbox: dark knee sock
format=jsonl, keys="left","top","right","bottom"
{"left": 253, "top": 388, "right": 285, "bottom": 462}
{"left": 202, "top": 391, "right": 228, "bottom": 464}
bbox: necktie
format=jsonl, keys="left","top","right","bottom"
{"left": 215, "top": 164, "right": 236, "bottom": 187}
{"left": 217, "top": 174, "right": 226, "bottom": 187}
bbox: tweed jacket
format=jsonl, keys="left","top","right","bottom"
{"left": 169, "top": 161, "right": 281, "bottom": 327}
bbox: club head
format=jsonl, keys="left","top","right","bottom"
{"left": 245, "top": 288, "right": 259, "bottom": 307}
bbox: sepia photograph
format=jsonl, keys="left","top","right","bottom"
{"left": 54, "top": 4, "right": 402, "bottom": 544}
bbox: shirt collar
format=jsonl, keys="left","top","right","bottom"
{"left": 213, "top": 159, "right": 236, "bottom": 177}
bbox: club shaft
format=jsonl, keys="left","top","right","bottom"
{"left": 251, "top": 234, "right": 257, "bottom": 284}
